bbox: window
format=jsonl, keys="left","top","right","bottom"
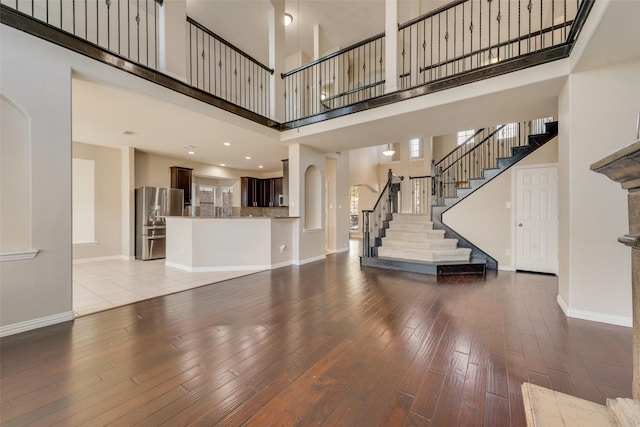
{"left": 457, "top": 129, "right": 475, "bottom": 145}
{"left": 199, "top": 184, "right": 215, "bottom": 216}
{"left": 221, "top": 187, "right": 233, "bottom": 217}
{"left": 350, "top": 186, "right": 359, "bottom": 231}
{"left": 497, "top": 122, "right": 519, "bottom": 140}
{"left": 409, "top": 138, "right": 423, "bottom": 158}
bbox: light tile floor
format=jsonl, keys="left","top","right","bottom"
{"left": 73, "top": 259, "right": 262, "bottom": 317}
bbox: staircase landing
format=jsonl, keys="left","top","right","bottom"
{"left": 362, "top": 213, "right": 485, "bottom": 276}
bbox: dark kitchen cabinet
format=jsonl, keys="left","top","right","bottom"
{"left": 170, "top": 166, "right": 193, "bottom": 205}
{"left": 241, "top": 176, "right": 284, "bottom": 207}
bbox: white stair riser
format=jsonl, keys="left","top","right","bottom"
{"left": 385, "top": 230, "right": 445, "bottom": 240}
{"left": 378, "top": 247, "right": 471, "bottom": 262}
{"left": 388, "top": 222, "right": 434, "bottom": 231}
{"left": 382, "top": 239, "right": 458, "bottom": 250}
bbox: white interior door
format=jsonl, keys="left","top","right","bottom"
{"left": 515, "top": 166, "right": 558, "bottom": 274}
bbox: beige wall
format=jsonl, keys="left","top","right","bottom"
{"left": 134, "top": 150, "right": 270, "bottom": 208}
{"left": 557, "top": 58, "right": 639, "bottom": 325}
{"left": 72, "top": 142, "right": 122, "bottom": 260}
{"left": 1, "top": 26, "right": 73, "bottom": 333}
{"left": 443, "top": 138, "right": 558, "bottom": 270}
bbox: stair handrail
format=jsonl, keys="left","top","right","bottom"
{"left": 362, "top": 169, "right": 403, "bottom": 257}
{"left": 437, "top": 125, "right": 506, "bottom": 176}
{"left": 433, "top": 128, "right": 486, "bottom": 172}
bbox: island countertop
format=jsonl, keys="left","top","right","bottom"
{"left": 164, "top": 216, "right": 297, "bottom": 272}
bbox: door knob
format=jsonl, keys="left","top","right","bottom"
{"left": 518, "top": 223, "right": 523, "bottom": 227}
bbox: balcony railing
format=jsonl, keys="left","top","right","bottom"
{"left": 2, "top": 0, "right": 593, "bottom": 127}
{"left": 187, "top": 17, "right": 273, "bottom": 118}
{"left": 399, "top": 0, "right": 583, "bottom": 87}
{"left": 1, "top": 0, "right": 161, "bottom": 69}
{"left": 281, "top": 32, "right": 385, "bottom": 123}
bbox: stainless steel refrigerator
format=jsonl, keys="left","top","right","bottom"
{"left": 135, "top": 187, "right": 183, "bottom": 260}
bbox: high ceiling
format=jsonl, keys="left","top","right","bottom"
{"left": 70, "top": 0, "right": 638, "bottom": 177}
{"left": 185, "top": 0, "right": 451, "bottom": 66}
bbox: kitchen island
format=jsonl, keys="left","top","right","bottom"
{"left": 164, "top": 216, "right": 298, "bottom": 272}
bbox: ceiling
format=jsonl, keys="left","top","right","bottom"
{"left": 72, "top": 77, "right": 288, "bottom": 173}
{"left": 185, "top": 0, "right": 450, "bottom": 65}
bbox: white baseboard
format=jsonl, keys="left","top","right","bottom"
{"left": 0, "top": 311, "right": 74, "bottom": 337}
{"left": 557, "top": 294, "right": 631, "bottom": 327}
{"left": 73, "top": 254, "right": 129, "bottom": 264}
{"left": 327, "top": 247, "right": 349, "bottom": 255}
{"left": 164, "top": 261, "right": 269, "bottom": 272}
{"left": 271, "top": 260, "right": 293, "bottom": 269}
{"left": 498, "top": 265, "right": 515, "bottom": 271}
{"left": 294, "top": 254, "right": 326, "bottom": 265}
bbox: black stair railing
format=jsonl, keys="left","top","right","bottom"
{"left": 361, "top": 169, "right": 403, "bottom": 258}
{"left": 433, "top": 117, "right": 554, "bottom": 204}
{"left": 408, "top": 175, "right": 433, "bottom": 216}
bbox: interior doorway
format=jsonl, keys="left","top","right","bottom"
{"left": 514, "top": 165, "right": 559, "bottom": 274}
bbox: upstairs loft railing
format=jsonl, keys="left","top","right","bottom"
{"left": 282, "top": 32, "right": 386, "bottom": 123}
{"left": 399, "top": 0, "right": 585, "bottom": 87}
{"left": 1, "top": 0, "right": 161, "bottom": 69}
{"left": 283, "top": 0, "right": 591, "bottom": 125}
{"left": 187, "top": 17, "right": 273, "bottom": 119}
{"left": 361, "top": 169, "right": 403, "bottom": 258}
{"left": 432, "top": 117, "right": 553, "bottom": 205}
{"left": 1, "top": 1, "right": 275, "bottom": 119}
{"left": 2, "top": 0, "right": 592, "bottom": 127}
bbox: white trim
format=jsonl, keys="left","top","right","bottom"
{"left": 498, "top": 265, "right": 515, "bottom": 271}
{"left": 0, "top": 311, "right": 74, "bottom": 337}
{"left": 557, "top": 294, "right": 632, "bottom": 327}
{"left": 327, "top": 247, "right": 349, "bottom": 255}
{"left": 270, "top": 260, "right": 293, "bottom": 269}
{"left": 73, "top": 254, "right": 129, "bottom": 264}
{"left": 164, "top": 261, "right": 269, "bottom": 272}
{"left": 303, "top": 228, "right": 324, "bottom": 233}
{"left": 0, "top": 249, "right": 39, "bottom": 261}
{"left": 294, "top": 254, "right": 326, "bottom": 265}
{"left": 73, "top": 241, "right": 98, "bottom": 247}
{"left": 556, "top": 294, "right": 570, "bottom": 315}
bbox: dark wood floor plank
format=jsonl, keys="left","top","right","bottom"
{"left": 0, "top": 241, "right": 633, "bottom": 426}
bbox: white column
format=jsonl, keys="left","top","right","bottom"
{"left": 158, "top": 0, "right": 187, "bottom": 82}
{"left": 121, "top": 147, "right": 135, "bottom": 259}
{"left": 313, "top": 24, "right": 321, "bottom": 60}
{"left": 268, "top": 0, "right": 286, "bottom": 122}
{"left": 385, "top": 0, "right": 399, "bottom": 93}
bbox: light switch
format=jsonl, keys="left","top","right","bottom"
{"left": 505, "top": 202, "right": 511, "bottom": 209}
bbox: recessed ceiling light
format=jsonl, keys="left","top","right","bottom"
{"left": 245, "top": 156, "right": 251, "bottom": 160}
{"left": 122, "top": 130, "right": 136, "bottom": 136}
{"left": 258, "top": 165, "right": 264, "bottom": 169}
{"left": 220, "top": 163, "right": 226, "bottom": 167}
{"left": 223, "top": 142, "right": 231, "bottom": 146}
{"left": 188, "top": 151, "right": 195, "bottom": 155}
{"left": 184, "top": 145, "right": 195, "bottom": 149}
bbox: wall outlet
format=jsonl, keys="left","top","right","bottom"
{"left": 505, "top": 201, "right": 511, "bottom": 209}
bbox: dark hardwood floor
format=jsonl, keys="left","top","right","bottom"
{"left": 0, "top": 240, "right": 632, "bottom": 426}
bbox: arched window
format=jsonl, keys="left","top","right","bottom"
{"left": 304, "top": 165, "right": 322, "bottom": 230}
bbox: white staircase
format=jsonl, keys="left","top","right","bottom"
{"left": 377, "top": 214, "right": 472, "bottom": 263}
